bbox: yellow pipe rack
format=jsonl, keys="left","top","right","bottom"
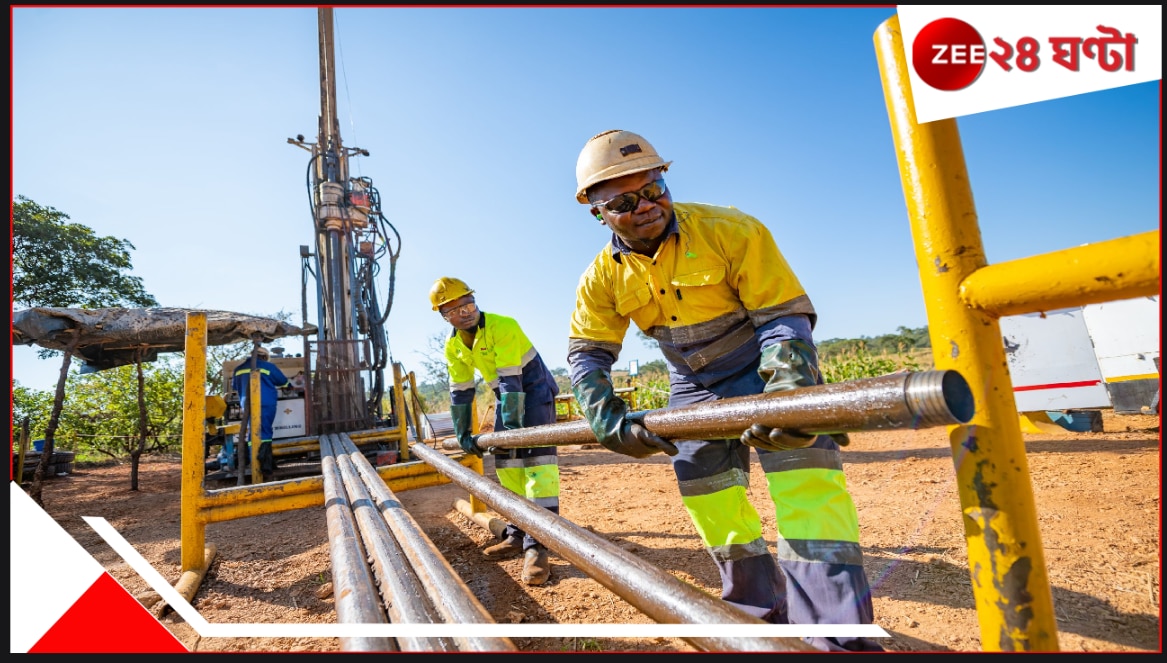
{"left": 873, "top": 14, "right": 1158, "bottom": 652}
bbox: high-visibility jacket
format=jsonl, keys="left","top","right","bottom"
{"left": 566, "top": 201, "right": 877, "bottom": 650}
{"left": 445, "top": 311, "right": 558, "bottom": 406}
{"left": 568, "top": 201, "right": 817, "bottom": 401}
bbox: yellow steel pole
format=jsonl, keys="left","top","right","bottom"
{"left": 959, "top": 230, "right": 1160, "bottom": 317}
{"left": 874, "top": 15, "right": 1058, "bottom": 651}
{"left": 180, "top": 312, "right": 208, "bottom": 573}
{"left": 467, "top": 398, "right": 487, "bottom": 514}
{"left": 407, "top": 370, "right": 425, "bottom": 446}
{"left": 393, "top": 362, "right": 410, "bottom": 461}
{"left": 249, "top": 371, "right": 263, "bottom": 484}
{"left": 204, "top": 493, "right": 326, "bottom": 523}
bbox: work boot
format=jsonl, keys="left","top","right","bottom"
{"left": 521, "top": 546, "right": 551, "bottom": 586}
{"left": 483, "top": 534, "right": 523, "bottom": 559}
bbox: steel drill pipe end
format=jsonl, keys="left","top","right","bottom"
{"left": 904, "top": 369, "right": 975, "bottom": 426}
{"left": 440, "top": 370, "right": 976, "bottom": 452}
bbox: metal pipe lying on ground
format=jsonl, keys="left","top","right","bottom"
{"left": 335, "top": 433, "right": 517, "bottom": 652}
{"left": 443, "top": 370, "right": 974, "bottom": 452}
{"left": 327, "top": 434, "right": 459, "bottom": 652}
{"left": 318, "top": 434, "right": 396, "bottom": 652}
{"left": 454, "top": 499, "right": 508, "bottom": 540}
{"left": 409, "top": 443, "right": 818, "bottom": 653}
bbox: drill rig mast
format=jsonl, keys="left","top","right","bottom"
{"left": 289, "top": 7, "right": 400, "bottom": 436}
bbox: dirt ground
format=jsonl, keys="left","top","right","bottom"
{"left": 29, "top": 410, "right": 1161, "bottom": 654}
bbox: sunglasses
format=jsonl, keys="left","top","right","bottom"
{"left": 592, "top": 179, "right": 668, "bottom": 214}
{"left": 441, "top": 302, "right": 477, "bottom": 321}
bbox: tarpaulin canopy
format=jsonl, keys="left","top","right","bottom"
{"left": 12, "top": 307, "right": 315, "bottom": 373}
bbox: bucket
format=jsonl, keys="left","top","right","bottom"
{"left": 33, "top": 439, "right": 45, "bottom": 452}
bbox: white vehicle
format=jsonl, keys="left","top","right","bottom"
{"left": 999, "top": 295, "right": 1160, "bottom": 415}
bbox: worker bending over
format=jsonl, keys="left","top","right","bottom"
{"left": 566, "top": 130, "right": 882, "bottom": 651}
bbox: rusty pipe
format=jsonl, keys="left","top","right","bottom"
{"left": 318, "top": 434, "right": 396, "bottom": 651}
{"left": 329, "top": 436, "right": 458, "bottom": 652}
{"left": 336, "top": 434, "right": 517, "bottom": 652}
{"left": 409, "top": 443, "right": 817, "bottom": 652}
{"left": 454, "top": 499, "right": 508, "bottom": 540}
{"left": 443, "top": 370, "right": 974, "bottom": 452}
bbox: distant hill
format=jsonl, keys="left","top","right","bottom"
{"left": 817, "top": 325, "right": 930, "bottom": 359}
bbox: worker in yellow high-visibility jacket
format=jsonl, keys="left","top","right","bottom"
{"left": 431, "top": 276, "right": 560, "bottom": 586}
{"left": 566, "top": 130, "right": 881, "bottom": 651}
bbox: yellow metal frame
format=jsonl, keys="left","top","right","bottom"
{"left": 874, "top": 16, "right": 1159, "bottom": 652}
{"left": 177, "top": 311, "right": 485, "bottom": 608}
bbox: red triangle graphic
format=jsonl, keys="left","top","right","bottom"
{"left": 29, "top": 572, "right": 189, "bottom": 653}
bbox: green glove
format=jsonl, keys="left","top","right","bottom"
{"left": 500, "top": 391, "right": 526, "bottom": 431}
{"left": 450, "top": 403, "right": 482, "bottom": 457}
{"left": 740, "top": 340, "right": 831, "bottom": 452}
{"left": 573, "top": 370, "right": 678, "bottom": 459}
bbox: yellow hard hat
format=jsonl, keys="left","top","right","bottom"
{"left": 575, "top": 130, "right": 672, "bottom": 204}
{"left": 429, "top": 277, "right": 474, "bottom": 311}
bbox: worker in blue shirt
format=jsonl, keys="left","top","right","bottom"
{"left": 232, "top": 345, "right": 291, "bottom": 480}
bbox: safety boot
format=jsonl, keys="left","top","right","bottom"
{"left": 521, "top": 545, "right": 551, "bottom": 586}
{"left": 483, "top": 534, "right": 523, "bottom": 559}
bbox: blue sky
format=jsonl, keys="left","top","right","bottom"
{"left": 11, "top": 6, "right": 1161, "bottom": 393}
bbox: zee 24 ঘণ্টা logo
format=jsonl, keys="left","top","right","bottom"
{"left": 911, "top": 17, "right": 1138, "bottom": 91}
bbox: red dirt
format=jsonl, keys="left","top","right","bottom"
{"left": 31, "top": 410, "right": 1161, "bottom": 653}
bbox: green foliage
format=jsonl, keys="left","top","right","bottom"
{"left": 561, "top": 638, "right": 603, "bottom": 652}
{"left": 818, "top": 325, "right": 930, "bottom": 360}
{"left": 550, "top": 366, "right": 571, "bottom": 396}
{"left": 635, "top": 329, "right": 658, "bottom": 349}
{"left": 12, "top": 382, "right": 54, "bottom": 446}
{"left": 13, "top": 195, "right": 158, "bottom": 309}
{"left": 49, "top": 357, "right": 186, "bottom": 460}
{"left": 631, "top": 375, "right": 671, "bottom": 410}
{"left": 820, "top": 344, "right": 924, "bottom": 384}
{"left": 414, "top": 329, "right": 452, "bottom": 413}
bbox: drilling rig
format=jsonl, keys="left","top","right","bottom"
{"left": 287, "top": 7, "right": 401, "bottom": 437}
{"left": 209, "top": 8, "right": 409, "bottom": 480}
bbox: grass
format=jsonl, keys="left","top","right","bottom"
{"left": 821, "top": 346, "right": 932, "bottom": 384}
{"left": 561, "top": 637, "right": 603, "bottom": 652}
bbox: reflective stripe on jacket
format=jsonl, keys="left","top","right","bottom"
{"left": 445, "top": 311, "right": 559, "bottom": 406}
{"left": 232, "top": 360, "right": 291, "bottom": 407}
{"left": 568, "top": 202, "right": 817, "bottom": 394}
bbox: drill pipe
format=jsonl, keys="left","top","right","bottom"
{"left": 409, "top": 443, "right": 819, "bottom": 653}
{"left": 443, "top": 369, "right": 974, "bottom": 452}
{"left": 336, "top": 433, "right": 517, "bottom": 652}
{"left": 318, "top": 434, "right": 396, "bottom": 652}
{"left": 327, "top": 435, "right": 459, "bottom": 652}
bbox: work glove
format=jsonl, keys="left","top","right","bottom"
{"left": 573, "top": 370, "right": 679, "bottom": 459}
{"left": 450, "top": 403, "right": 482, "bottom": 457}
{"left": 500, "top": 391, "right": 526, "bottom": 431}
{"left": 740, "top": 340, "right": 844, "bottom": 452}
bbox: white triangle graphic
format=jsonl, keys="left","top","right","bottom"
{"left": 9, "top": 482, "right": 104, "bottom": 653}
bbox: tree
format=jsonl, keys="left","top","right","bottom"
{"left": 639, "top": 359, "right": 668, "bottom": 376}
{"left": 550, "top": 366, "right": 572, "bottom": 396}
{"left": 13, "top": 196, "right": 158, "bottom": 309}
{"left": 12, "top": 382, "right": 54, "bottom": 446}
{"left": 413, "top": 329, "right": 452, "bottom": 413}
{"left": 60, "top": 358, "right": 185, "bottom": 463}
{"left": 636, "top": 329, "right": 658, "bottom": 349}
{"left": 13, "top": 195, "right": 158, "bottom": 501}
